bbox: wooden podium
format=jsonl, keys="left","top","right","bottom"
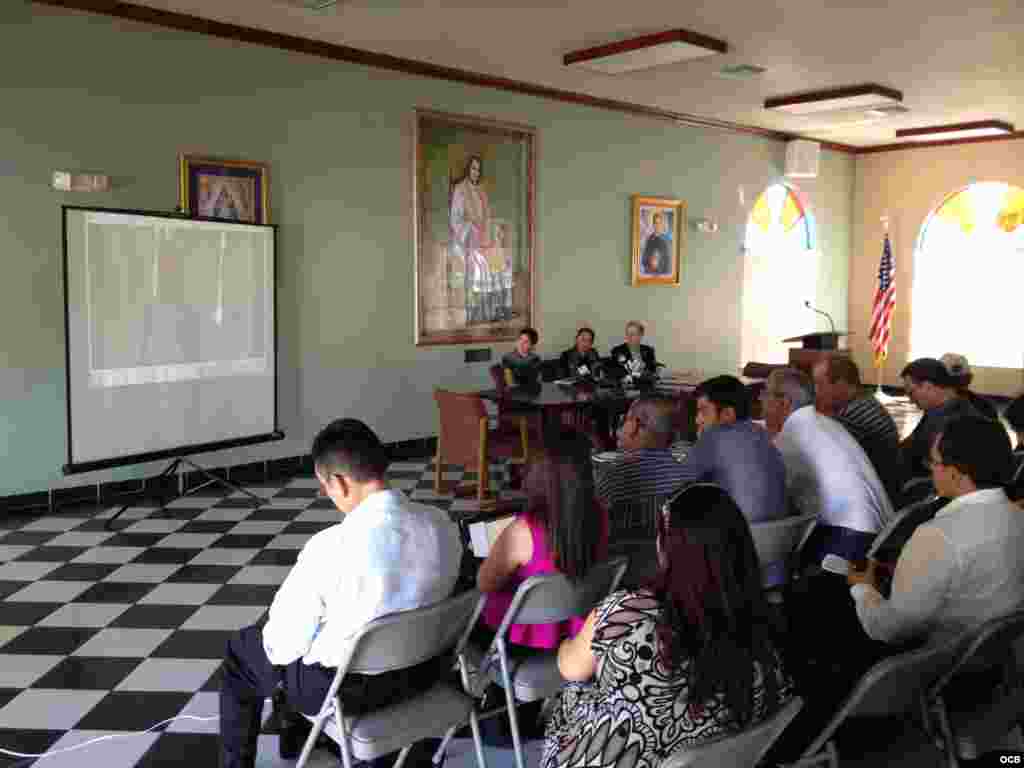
{"left": 783, "top": 332, "right": 850, "bottom": 375}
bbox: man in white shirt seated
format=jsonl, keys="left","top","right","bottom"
{"left": 219, "top": 419, "right": 463, "bottom": 768}
{"left": 760, "top": 368, "right": 897, "bottom": 764}
{"left": 850, "top": 415, "right": 1024, "bottom": 648}
{"left": 764, "top": 367, "right": 894, "bottom": 566}
{"left": 762, "top": 369, "right": 894, "bottom": 694}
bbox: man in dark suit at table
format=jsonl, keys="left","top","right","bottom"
{"left": 609, "top": 321, "right": 657, "bottom": 379}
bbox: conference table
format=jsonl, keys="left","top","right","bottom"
{"left": 479, "top": 371, "right": 762, "bottom": 446}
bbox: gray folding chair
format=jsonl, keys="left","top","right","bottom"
{"left": 788, "top": 636, "right": 962, "bottom": 767}
{"left": 659, "top": 697, "right": 803, "bottom": 768}
{"left": 296, "top": 589, "right": 488, "bottom": 768}
{"left": 461, "top": 555, "right": 629, "bottom": 768}
{"left": 929, "top": 611, "right": 1024, "bottom": 767}
{"left": 749, "top": 512, "right": 817, "bottom": 590}
{"left": 866, "top": 495, "right": 948, "bottom": 564}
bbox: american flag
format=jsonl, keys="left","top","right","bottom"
{"left": 869, "top": 233, "right": 895, "bottom": 366}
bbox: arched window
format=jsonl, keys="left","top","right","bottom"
{"left": 741, "top": 184, "right": 818, "bottom": 364}
{"left": 911, "top": 182, "right": 1024, "bottom": 368}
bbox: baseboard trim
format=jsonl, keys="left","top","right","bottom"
{"left": 0, "top": 437, "right": 439, "bottom": 517}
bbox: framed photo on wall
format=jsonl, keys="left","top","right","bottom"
{"left": 179, "top": 155, "right": 270, "bottom": 225}
{"left": 414, "top": 109, "right": 536, "bottom": 346}
{"left": 631, "top": 195, "right": 685, "bottom": 286}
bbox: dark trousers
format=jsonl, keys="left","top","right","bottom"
{"left": 220, "top": 624, "right": 444, "bottom": 768}
{"left": 766, "top": 569, "right": 900, "bottom": 763}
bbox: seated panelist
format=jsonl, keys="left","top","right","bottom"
{"left": 559, "top": 327, "right": 600, "bottom": 378}
{"left": 609, "top": 321, "right": 657, "bottom": 378}
{"left": 501, "top": 327, "right": 541, "bottom": 388}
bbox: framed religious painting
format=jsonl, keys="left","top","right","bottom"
{"left": 631, "top": 195, "right": 685, "bottom": 286}
{"left": 414, "top": 109, "right": 536, "bottom": 346}
{"left": 179, "top": 155, "right": 270, "bottom": 224}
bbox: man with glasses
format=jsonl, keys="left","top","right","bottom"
{"left": 850, "top": 415, "right": 1024, "bottom": 647}
{"left": 595, "top": 396, "right": 688, "bottom": 511}
{"left": 900, "top": 357, "right": 978, "bottom": 482}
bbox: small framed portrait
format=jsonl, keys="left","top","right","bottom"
{"left": 631, "top": 195, "right": 685, "bottom": 286}
{"left": 179, "top": 155, "right": 270, "bottom": 224}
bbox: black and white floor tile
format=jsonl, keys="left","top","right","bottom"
{"left": 0, "top": 462, "right": 531, "bottom": 768}
{"left": 0, "top": 454, "right": 948, "bottom": 768}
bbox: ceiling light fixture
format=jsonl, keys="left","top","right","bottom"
{"left": 764, "top": 84, "right": 902, "bottom": 115}
{"left": 895, "top": 120, "right": 1014, "bottom": 141}
{"left": 563, "top": 29, "right": 728, "bottom": 75}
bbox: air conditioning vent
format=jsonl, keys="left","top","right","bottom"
{"left": 865, "top": 104, "right": 911, "bottom": 117}
{"left": 273, "top": 0, "right": 339, "bottom": 10}
{"left": 716, "top": 64, "right": 767, "bottom": 80}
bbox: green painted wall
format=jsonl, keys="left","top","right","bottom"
{"left": 0, "top": 7, "right": 854, "bottom": 496}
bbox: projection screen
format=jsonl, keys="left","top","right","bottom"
{"left": 62, "top": 207, "right": 281, "bottom": 473}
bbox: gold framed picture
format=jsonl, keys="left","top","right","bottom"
{"left": 414, "top": 109, "right": 536, "bottom": 346}
{"left": 179, "top": 155, "right": 270, "bottom": 224}
{"left": 631, "top": 195, "right": 685, "bottom": 286}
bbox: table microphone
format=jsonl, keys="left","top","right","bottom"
{"left": 804, "top": 300, "right": 836, "bottom": 335}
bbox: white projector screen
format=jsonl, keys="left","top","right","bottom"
{"left": 62, "top": 207, "right": 280, "bottom": 473}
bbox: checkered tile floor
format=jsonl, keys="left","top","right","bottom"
{"left": 0, "top": 461, "right": 519, "bottom": 767}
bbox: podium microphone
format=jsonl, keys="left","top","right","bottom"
{"left": 804, "top": 301, "right": 836, "bottom": 335}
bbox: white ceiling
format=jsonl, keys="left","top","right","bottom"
{"left": 121, "top": 0, "right": 1024, "bottom": 147}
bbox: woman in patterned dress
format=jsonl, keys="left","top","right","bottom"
{"left": 543, "top": 483, "right": 795, "bottom": 768}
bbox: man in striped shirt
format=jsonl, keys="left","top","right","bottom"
{"left": 813, "top": 357, "right": 903, "bottom": 506}
{"left": 595, "top": 396, "right": 688, "bottom": 510}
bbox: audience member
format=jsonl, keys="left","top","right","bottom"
{"left": 477, "top": 428, "right": 609, "bottom": 648}
{"left": 850, "top": 416, "right": 1024, "bottom": 648}
{"left": 675, "top": 375, "right": 788, "bottom": 584}
{"left": 543, "top": 483, "right": 794, "bottom": 768}
{"left": 678, "top": 375, "right": 788, "bottom": 522}
{"left": 559, "top": 327, "right": 601, "bottom": 378}
{"left": 219, "top": 419, "right": 462, "bottom": 768}
{"left": 900, "top": 357, "right": 977, "bottom": 480}
{"left": 942, "top": 352, "right": 999, "bottom": 420}
{"left": 813, "top": 357, "right": 904, "bottom": 504}
{"left": 502, "top": 327, "right": 541, "bottom": 387}
{"left": 765, "top": 367, "right": 893, "bottom": 564}
{"left": 763, "top": 369, "right": 893, "bottom": 706}
{"left": 595, "top": 396, "right": 689, "bottom": 510}
{"left": 609, "top": 321, "right": 657, "bottom": 377}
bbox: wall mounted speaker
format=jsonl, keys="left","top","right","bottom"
{"left": 784, "top": 140, "right": 820, "bottom": 178}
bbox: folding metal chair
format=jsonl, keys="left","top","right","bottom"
{"left": 787, "top": 635, "right": 962, "bottom": 767}
{"left": 749, "top": 512, "right": 817, "bottom": 590}
{"left": 452, "top": 556, "right": 629, "bottom": 768}
{"left": 296, "top": 589, "right": 488, "bottom": 768}
{"left": 929, "top": 610, "right": 1024, "bottom": 767}
{"left": 659, "top": 697, "right": 804, "bottom": 768}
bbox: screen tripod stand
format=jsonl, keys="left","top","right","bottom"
{"left": 104, "top": 456, "right": 267, "bottom": 531}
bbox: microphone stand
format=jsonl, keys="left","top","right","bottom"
{"left": 804, "top": 301, "right": 835, "bottom": 335}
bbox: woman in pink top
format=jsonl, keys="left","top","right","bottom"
{"left": 477, "top": 427, "right": 610, "bottom": 649}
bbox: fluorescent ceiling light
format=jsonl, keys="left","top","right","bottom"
{"left": 765, "top": 84, "right": 902, "bottom": 115}
{"left": 895, "top": 120, "right": 1014, "bottom": 141}
{"left": 564, "top": 29, "right": 728, "bottom": 75}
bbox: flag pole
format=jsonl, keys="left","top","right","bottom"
{"left": 875, "top": 214, "right": 889, "bottom": 399}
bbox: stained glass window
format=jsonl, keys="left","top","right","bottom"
{"left": 911, "top": 182, "right": 1024, "bottom": 369}
{"left": 742, "top": 184, "right": 819, "bottom": 364}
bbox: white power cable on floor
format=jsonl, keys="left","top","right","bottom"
{"left": 0, "top": 715, "right": 218, "bottom": 758}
